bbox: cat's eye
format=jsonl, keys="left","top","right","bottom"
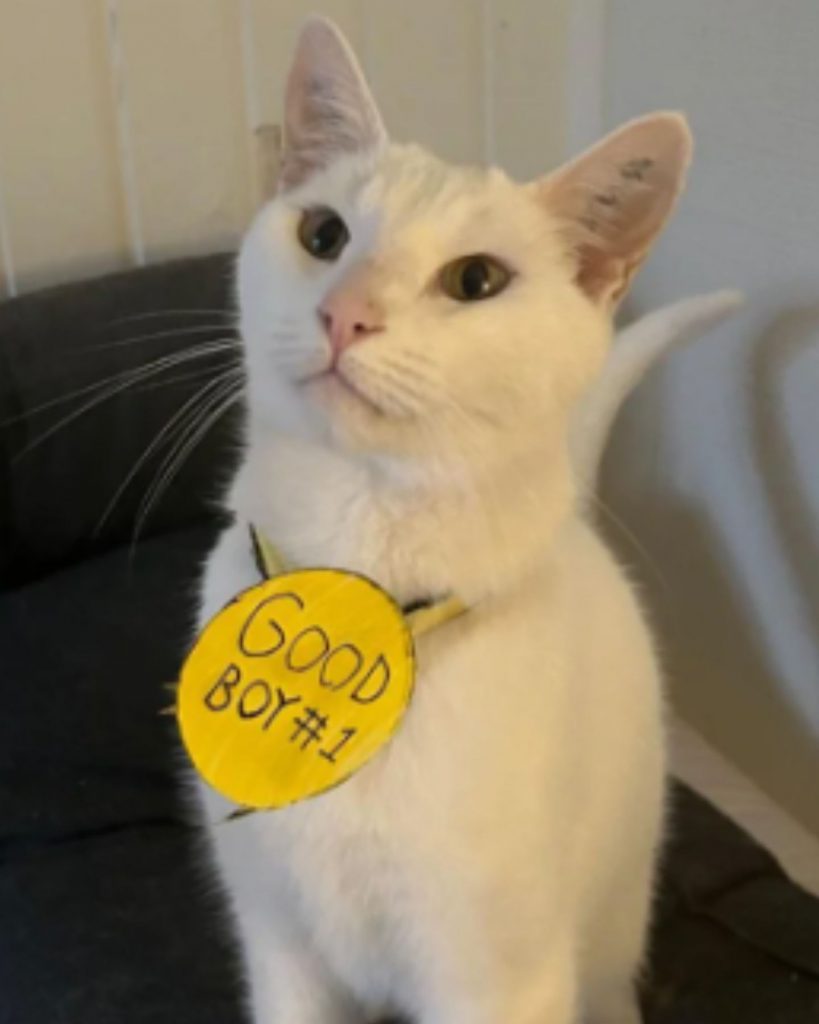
{"left": 439, "top": 254, "right": 512, "bottom": 302}
{"left": 297, "top": 207, "right": 350, "bottom": 261}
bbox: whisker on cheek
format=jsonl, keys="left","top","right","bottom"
{"left": 270, "top": 346, "right": 330, "bottom": 382}
{"left": 376, "top": 353, "right": 439, "bottom": 391}
{"left": 271, "top": 340, "right": 319, "bottom": 354}
{"left": 267, "top": 332, "right": 328, "bottom": 356}
{"left": 383, "top": 349, "right": 501, "bottom": 422}
{"left": 346, "top": 359, "right": 433, "bottom": 417}
{"left": 364, "top": 353, "right": 448, "bottom": 409}
{"left": 379, "top": 352, "right": 503, "bottom": 429}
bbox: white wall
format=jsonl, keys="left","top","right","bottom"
{"left": 2, "top": 2, "right": 816, "bottom": 834}
{"left": 0, "top": 0, "right": 570, "bottom": 296}
{"left": 596, "top": 0, "right": 819, "bottom": 835}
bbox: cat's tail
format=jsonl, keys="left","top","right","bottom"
{"left": 571, "top": 289, "right": 744, "bottom": 493}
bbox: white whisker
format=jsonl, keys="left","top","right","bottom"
{"left": 95, "top": 367, "right": 245, "bottom": 535}
{"left": 584, "top": 489, "right": 669, "bottom": 594}
{"left": 130, "top": 362, "right": 241, "bottom": 394}
{"left": 347, "top": 360, "right": 429, "bottom": 416}
{"left": 131, "top": 381, "right": 243, "bottom": 546}
{"left": 11, "top": 343, "right": 238, "bottom": 456}
{"left": 84, "top": 324, "right": 239, "bottom": 352}
{"left": 110, "top": 308, "right": 235, "bottom": 325}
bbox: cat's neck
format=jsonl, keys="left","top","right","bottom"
{"left": 232, "top": 431, "right": 576, "bottom": 606}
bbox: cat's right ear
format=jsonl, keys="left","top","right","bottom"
{"left": 280, "top": 17, "right": 386, "bottom": 191}
{"left": 534, "top": 113, "right": 692, "bottom": 307}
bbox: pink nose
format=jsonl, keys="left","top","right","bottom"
{"left": 319, "top": 289, "right": 385, "bottom": 361}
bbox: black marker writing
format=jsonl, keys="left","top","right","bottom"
{"left": 290, "top": 707, "right": 329, "bottom": 750}
{"left": 319, "top": 644, "right": 364, "bottom": 690}
{"left": 263, "top": 687, "right": 302, "bottom": 731}
{"left": 237, "top": 679, "right": 273, "bottom": 719}
{"left": 319, "top": 727, "right": 357, "bottom": 764}
{"left": 350, "top": 654, "right": 391, "bottom": 704}
{"left": 233, "top": 587, "right": 391, "bottom": 702}
{"left": 285, "top": 625, "right": 331, "bottom": 673}
{"left": 239, "top": 592, "right": 304, "bottom": 657}
{"left": 204, "top": 663, "right": 242, "bottom": 711}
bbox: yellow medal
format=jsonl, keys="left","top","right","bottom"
{"left": 176, "top": 529, "right": 465, "bottom": 810}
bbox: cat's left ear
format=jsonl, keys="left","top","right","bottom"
{"left": 535, "top": 113, "right": 692, "bottom": 307}
{"left": 280, "top": 16, "right": 386, "bottom": 191}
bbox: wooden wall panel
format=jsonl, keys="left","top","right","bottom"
{"left": 0, "top": 159, "right": 14, "bottom": 298}
{"left": 113, "top": 0, "right": 253, "bottom": 261}
{"left": 485, "top": 0, "right": 572, "bottom": 181}
{"left": 0, "top": 2, "right": 572, "bottom": 293}
{"left": 358, "top": 0, "right": 484, "bottom": 165}
{"left": 600, "top": 0, "right": 819, "bottom": 836}
{"left": 241, "top": 0, "right": 360, "bottom": 130}
{"left": 0, "top": 0, "right": 129, "bottom": 292}
{"left": 240, "top": 0, "right": 360, "bottom": 206}
{"left": 244, "top": 0, "right": 487, "bottom": 170}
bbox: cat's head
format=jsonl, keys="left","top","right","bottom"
{"left": 238, "top": 16, "right": 690, "bottom": 473}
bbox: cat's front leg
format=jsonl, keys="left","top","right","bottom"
{"left": 235, "top": 910, "right": 363, "bottom": 1024}
{"left": 416, "top": 940, "right": 579, "bottom": 1024}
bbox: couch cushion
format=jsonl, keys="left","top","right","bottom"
{"left": 1, "top": 825, "right": 239, "bottom": 1024}
{"left": 1, "top": 525, "right": 241, "bottom": 1023}
{"left": 1, "top": 527, "right": 216, "bottom": 840}
{"left": 646, "top": 785, "right": 819, "bottom": 1022}
{"left": 0, "top": 254, "right": 240, "bottom": 588}
{"left": 2, "top": 525, "right": 819, "bottom": 1023}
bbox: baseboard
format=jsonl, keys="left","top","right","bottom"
{"left": 670, "top": 716, "right": 819, "bottom": 898}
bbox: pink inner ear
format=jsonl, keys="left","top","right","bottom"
{"left": 540, "top": 113, "right": 692, "bottom": 306}
{"left": 280, "top": 18, "right": 385, "bottom": 191}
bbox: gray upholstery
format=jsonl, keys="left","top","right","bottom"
{"left": 1, "top": 256, "right": 817, "bottom": 1023}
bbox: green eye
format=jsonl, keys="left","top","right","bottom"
{"left": 298, "top": 207, "right": 350, "bottom": 261}
{"left": 439, "top": 254, "right": 512, "bottom": 302}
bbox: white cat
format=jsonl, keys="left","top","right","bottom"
{"left": 192, "top": 17, "right": 738, "bottom": 1024}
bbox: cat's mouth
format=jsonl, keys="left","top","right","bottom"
{"left": 300, "top": 367, "right": 386, "bottom": 417}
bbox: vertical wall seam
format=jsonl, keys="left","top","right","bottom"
{"left": 481, "top": 0, "right": 497, "bottom": 165}
{"left": 352, "top": 1, "right": 368, "bottom": 75}
{"left": 104, "top": 0, "right": 146, "bottom": 266}
{"left": 565, "top": 0, "right": 606, "bottom": 156}
{"left": 0, "top": 153, "right": 18, "bottom": 298}
{"left": 239, "top": 0, "right": 260, "bottom": 132}
{"left": 238, "top": 0, "right": 263, "bottom": 210}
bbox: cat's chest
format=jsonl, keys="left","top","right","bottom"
{"left": 256, "top": 590, "right": 573, "bottom": 866}
{"left": 242, "top": 603, "right": 574, "bottom": 998}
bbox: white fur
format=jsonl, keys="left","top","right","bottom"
{"left": 190, "top": 18, "right": 732, "bottom": 1024}
{"left": 571, "top": 288, "right": 744, "bottom": 493}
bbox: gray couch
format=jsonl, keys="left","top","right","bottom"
{"left": 2, "top": 255, "right": 818, "bottom": 1023}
